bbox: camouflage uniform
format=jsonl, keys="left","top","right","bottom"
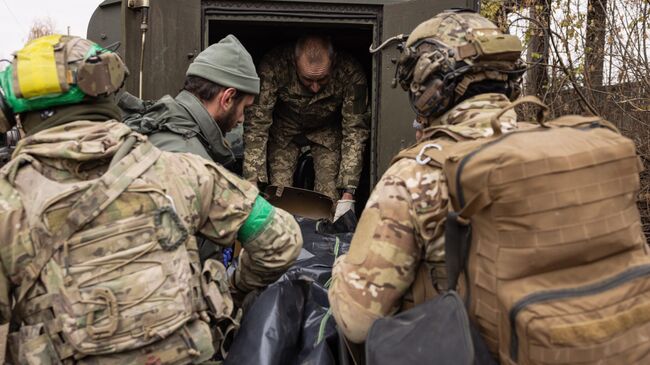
{"left": 0, "top": 121, "right": 302, "bottom": 363}
{"left": 243, "top": 45, "right": 370, "bottom": 199}
{"left": 328, "top": 93, "right": 517, "bottom": 343}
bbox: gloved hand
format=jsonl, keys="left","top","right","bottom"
{"left": 333, "top": 199, "right": 355, "bottom": 222}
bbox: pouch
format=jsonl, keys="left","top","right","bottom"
{"left": 366, "top": 291, "right": 474, "bottom": 365}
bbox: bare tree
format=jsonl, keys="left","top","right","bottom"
{"left": 482, "top": 0, "right": 650, "bottom": 236}
{"left": 525, "top": 0, "right": 551, "bottom": 98}
{"left": 584, "top": 0, "right": 607, "bottom": 87}
{"left": 26, "top": 17, "right": 57, "bottom": 42}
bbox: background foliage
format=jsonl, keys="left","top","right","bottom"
{"left": 481, "top": 0, "right": 650, "bottom": 236}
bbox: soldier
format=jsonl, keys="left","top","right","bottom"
{"left": 120, "top": 34, "right": 259, "bottom": 168}
{"left": 120, "top": 35, "right": 259, "bottom": 265}
{"left": 243, "top": 35, "right": 370, "bottom": 220}
{"left": 328, "top": 10, "right": 525, "bottom": 343}
{"left": 0, "top": 35, "right": 302, "bottom": 363}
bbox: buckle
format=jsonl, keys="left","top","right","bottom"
{"left": 86, "top": 287, "right": 119, "bottom": 340}
{"left": 154, "top": 206, "right": 189, "bottom": 251}
{"left": 415, "top": 143, "right": 442, "bottom": 165}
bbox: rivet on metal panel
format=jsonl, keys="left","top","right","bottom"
{"left": 128, "top": 0, "right": 150, "bottom": 9}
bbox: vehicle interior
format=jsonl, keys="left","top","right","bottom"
{"left": 208, "top": 20, "right": 375, "bottom": 211}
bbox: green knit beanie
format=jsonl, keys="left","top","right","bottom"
{"left": 186, "top": 34, "right": 260, "bottom": 95}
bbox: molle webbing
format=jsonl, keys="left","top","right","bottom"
{"left": 13, "top": 141, "right": 162, "bottom": 304}
{"left": 441, "top": 113, "right": 649, "bottom": 362}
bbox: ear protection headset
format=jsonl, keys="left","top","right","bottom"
{"left": 0, "top": 35, "right": 128, "bottom": 133}
{"left": 391, "top": 9, "right": 526, "bottom": 119}
{"left": 397, "top": 38, "right": 465, "bottom": 117}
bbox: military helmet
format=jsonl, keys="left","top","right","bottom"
{"left": 396, "top": 9, "right": 525, "bottom": 119}
{"left": 0, "top": 35, "right": 128, "bottom": 132}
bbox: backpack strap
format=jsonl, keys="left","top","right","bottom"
{"left": 489, "top": 95, "right": 549, "bottom": 135}
{"left": 14, "top": 140, "right": 162, "bottom": 304}
{"left": 391, "top": 139, "right": 451, "bottom": 168}
{"left": 411, "top": 262, "right": 438, "bottom": 306}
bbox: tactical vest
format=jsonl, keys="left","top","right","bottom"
{"left": 393, "top": 96, "right": 650, "bottom": 364}
{"left": 5, "top": 139, "right": 232, "bottom": 364}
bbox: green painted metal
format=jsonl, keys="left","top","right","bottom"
{"left": 87, "top": 0, "right": 479, "bottom": 193}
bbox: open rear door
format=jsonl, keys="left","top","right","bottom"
{"left": 375, "top": 0, "right": 478, "bottom": 177}
{"left": 87, "top": 0, "right": 122, "bottom": 49}
{"left": 122, "top": 0, "right": 202, "bottom": 99}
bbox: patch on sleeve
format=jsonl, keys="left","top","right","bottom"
{"left": 237, "top": 195, "right": 276, "bottom": 244}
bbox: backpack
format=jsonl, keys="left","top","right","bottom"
{"left": 5, "top": 138, "right": 222, "bottom": 363}
{"left": 394, "top": 96, "right": 650, "bottom": 365}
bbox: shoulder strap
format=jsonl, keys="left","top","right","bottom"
{"left": 391, "top": 142, "right": 446, "bottom": 167}
{"left": 392, "top": 125, "right": 479, "bottom": 168}
{"left": 411, "top": 263, "right": 438, "bottom": 306}
{"left": 391, "top": 139, "right": 454, "bottom": 168}
{"left": 14, "top": 140, "right": 162, "bottom": 304}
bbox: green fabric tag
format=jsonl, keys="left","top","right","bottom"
{"left": 238, "top": 195, "right": 275, "bottom": 244}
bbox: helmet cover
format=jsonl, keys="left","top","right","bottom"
{"left": 396, "top": 9, "right": 525, "bottom": 119}
{"left": 0, "top": 35, "right": 128, "bottom": 116}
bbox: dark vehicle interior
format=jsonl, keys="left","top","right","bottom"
{"left": 208, "top": 20, "right": 375, "bottom": 209}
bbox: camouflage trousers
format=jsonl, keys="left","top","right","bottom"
{"left": 268, "top": 137, "right": 341, "bottom": 200}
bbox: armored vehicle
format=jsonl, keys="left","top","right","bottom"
{"left": 88, "top": 0, "right": 478, "bottom": 205}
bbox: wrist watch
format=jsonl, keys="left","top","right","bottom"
{"left": 343, "top": 188, "right": 356, "bottom": 196}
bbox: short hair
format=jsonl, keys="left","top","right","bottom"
{"left": 182, "top": 75, "right": 249, "bottom": 102}
{"left": 294, "top": 35, "right": 335, "bottom": 64}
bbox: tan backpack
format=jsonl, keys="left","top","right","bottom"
{"left": 4, "top": 139, "right": 231, "bottom": 364}
{"left": 397, "top": 96, "right": 650, "bottom": 365}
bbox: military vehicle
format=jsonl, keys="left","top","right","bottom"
{"left": 87, "top": 0, "right": 478, "bottom": 206}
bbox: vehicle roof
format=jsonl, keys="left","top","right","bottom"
{"left": 98, "top": 0, "right": 409, "bottom": 7}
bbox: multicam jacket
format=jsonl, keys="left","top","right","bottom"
{"left": 243, "top": 45, "right": 370, "bottom": 189}
{"left": 0, "top": 121, "right": 302, "bottom": 363}
{"left": 328, "top": 93, "right": 517, "bottom": 343}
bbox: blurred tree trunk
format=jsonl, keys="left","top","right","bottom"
{"left": 584, "top": 0, "right": 607, "bottom": 87}
{"left": 525, "top": 0, "right": 550, "bottom": 97}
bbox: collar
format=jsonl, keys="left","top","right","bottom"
{"left": 434, "top": 93, "right": 513, "bottom": 126}
{"left": 423, "top": 93, "right": 517, "bottom": 140}
{"left": 175, "top": 90, "right": 234, "bottom": 166}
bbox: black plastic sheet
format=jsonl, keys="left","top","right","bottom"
{"left": 225, "top": 216, "right": 354, "bottom": 365}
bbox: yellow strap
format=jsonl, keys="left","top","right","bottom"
{"left": 16, "top": 34, "right": 63, "bottom": 98}
{"left": 0, "top": 323, "right": 7, "bottom": 365}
